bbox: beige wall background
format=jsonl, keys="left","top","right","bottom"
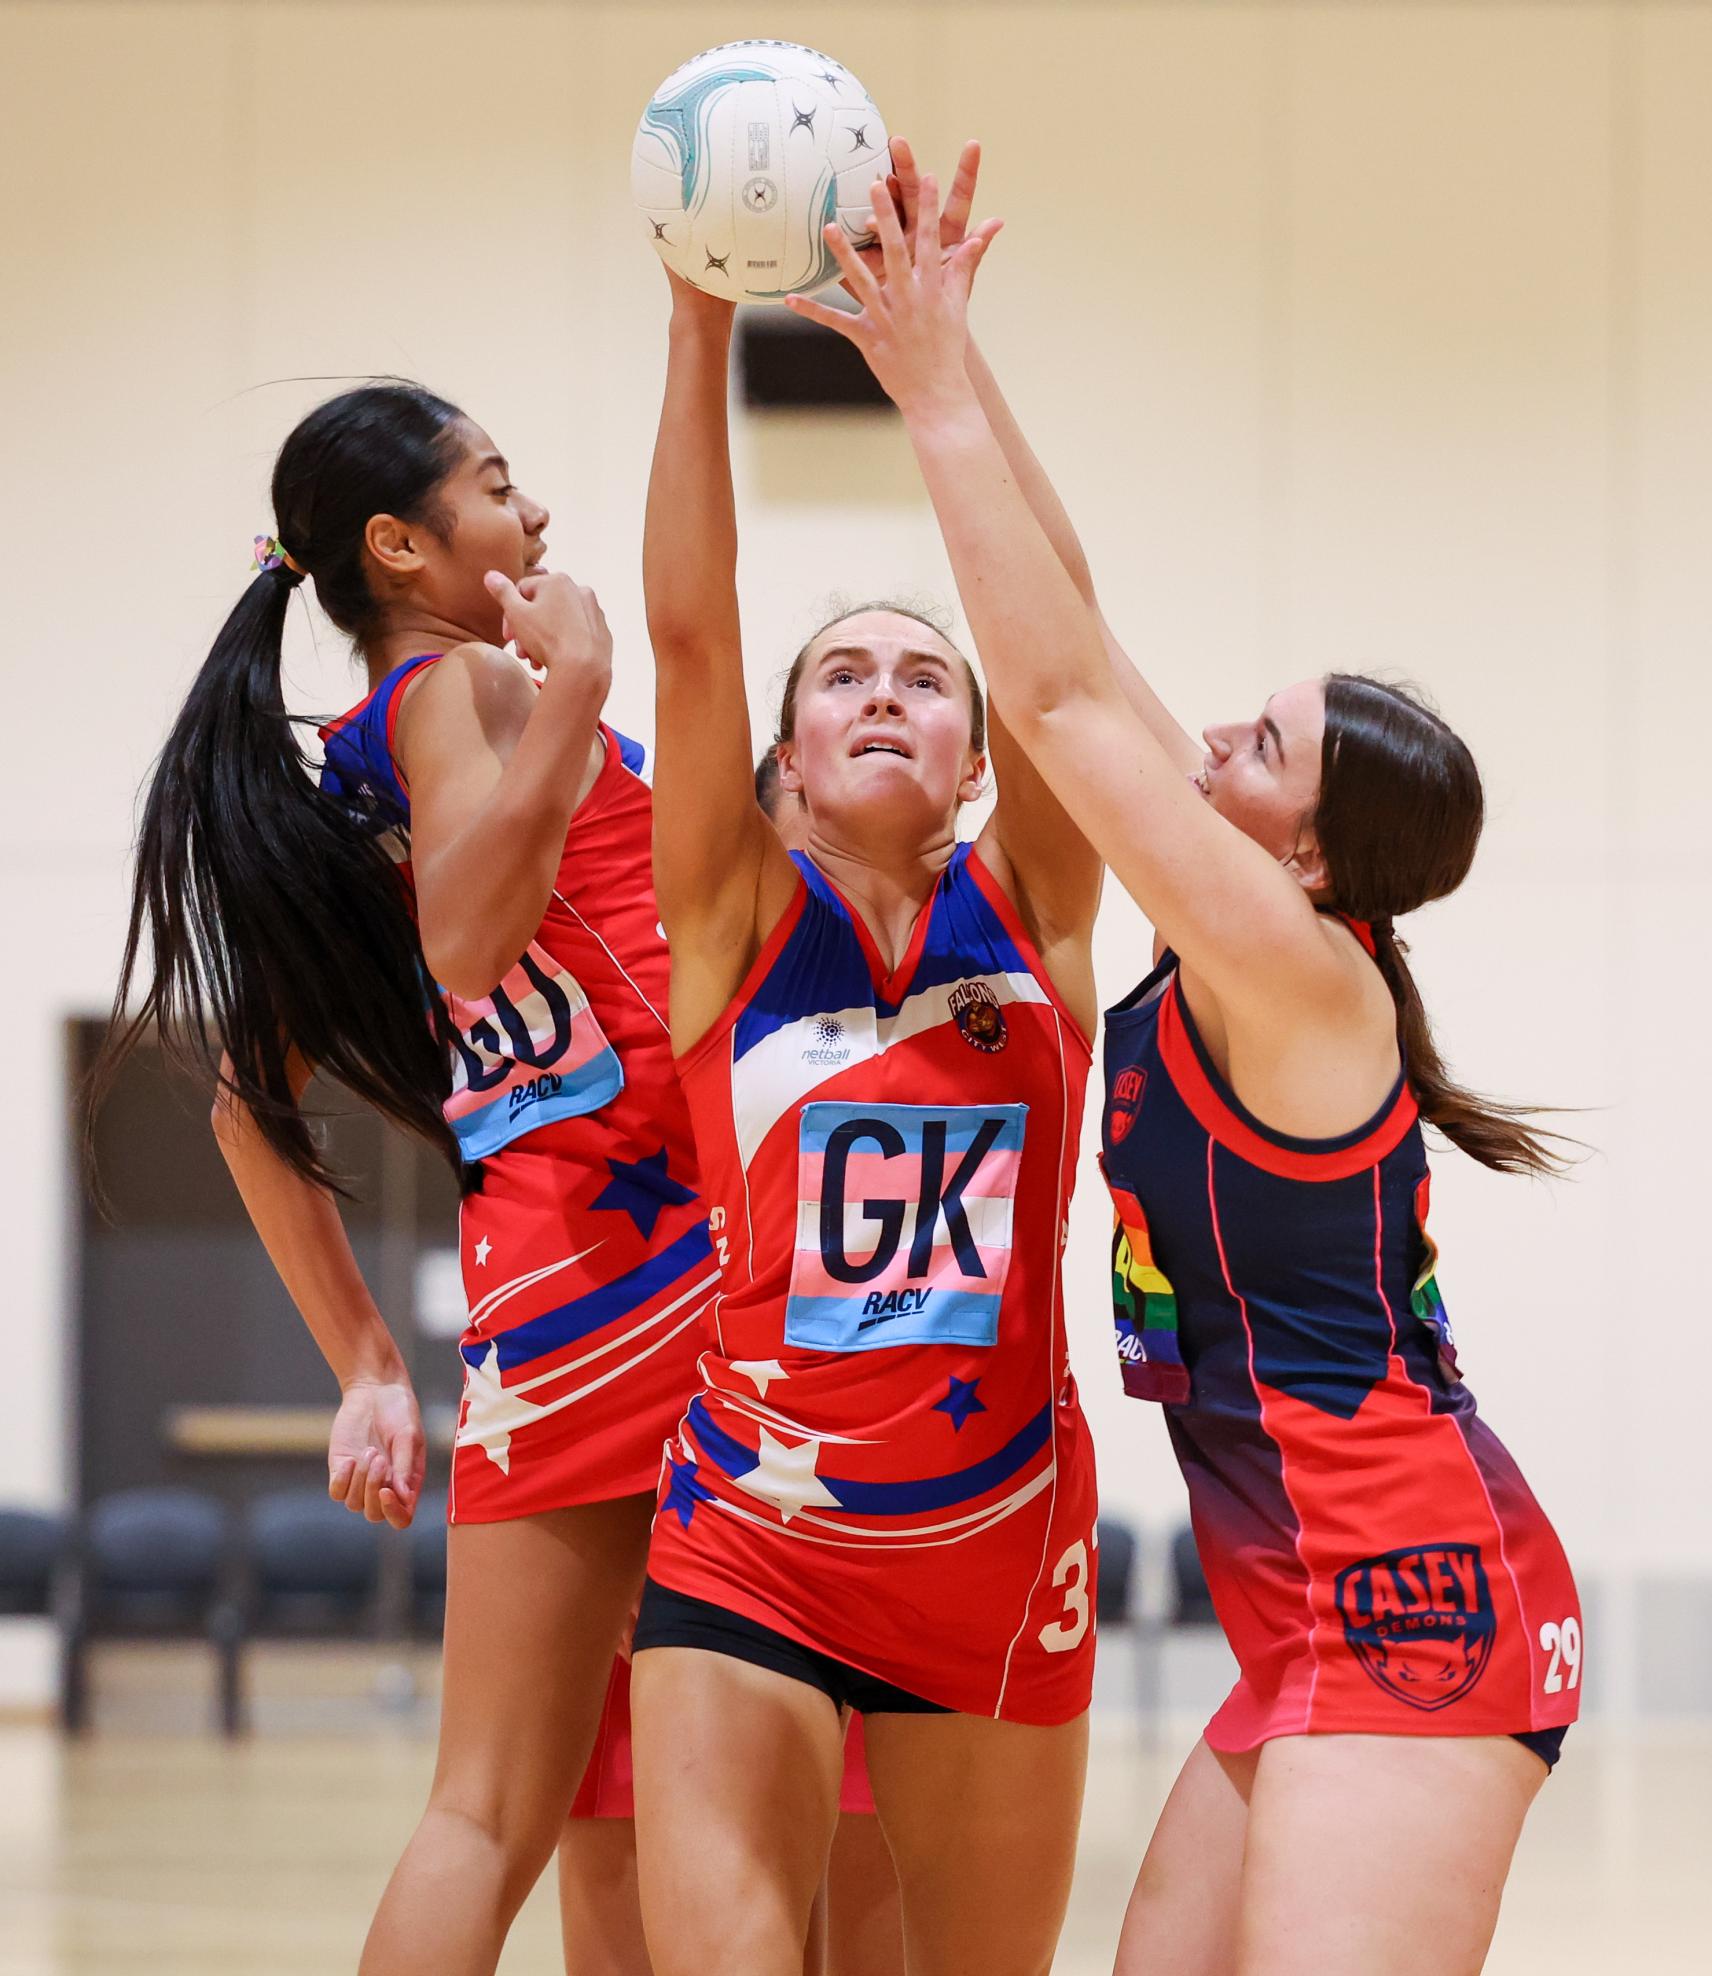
{"left": 3, "top": 0, "right": 1708, "bottom": 1708}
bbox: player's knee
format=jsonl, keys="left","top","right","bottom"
{"left": 424, "top": 1776, "right": 568, "bottom": 1897}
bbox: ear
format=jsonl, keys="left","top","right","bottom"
{"left": 364, "top": 513, "right": 429, "bottom": 580}
{"left": 1283, "top": 827, "right": 1329, "bottom": 896}
{"left": 776, "top": 739, "right": 804, "bottom": 797}
{"left": 958, "top": 749, "right": 989, "bottom": 807}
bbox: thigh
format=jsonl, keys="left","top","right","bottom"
{"left": 557, "top": 1820, "right": 650, "bottom": 1976}
{"left": 631, "top": 1647, "right": 846, "bottom": 1976}
{"left": 1114, "top": 1738, "right": 1254, "bottom": 1976}
{"left": 434, "top": 1496, "right": 654, "bottom": 1835}
{"left": 824, "top": 1814, "right": 903, "bottom": 1976}
{"left": 861, "top": 1710, "right": 1088, "bottom": 1976}
{"left": 1238, "top": 1733, "right": 1547, "bottom": 1976}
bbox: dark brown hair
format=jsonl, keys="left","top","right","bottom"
{"left": 1315, "top": 672, "right": 1565, "bottom": 1177}
{"left": 777, "top": 600, "right": 986, "bottom": 754}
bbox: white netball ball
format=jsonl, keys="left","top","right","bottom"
{"left": 632, "top": 40, "right": 891, "bottom": 304}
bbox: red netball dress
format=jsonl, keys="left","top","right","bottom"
{"left": 647, "top": 845, "right": 1100, "bottom": 1725}
{"left": 320, "top": 655, "right": 718, "bottom": 1522}
{"left": 1099, "top": 937, "right": 1582, "bottom": 1755}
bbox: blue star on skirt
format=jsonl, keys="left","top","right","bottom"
{"left": 932, "top": 1376, "right": 988, "bottom": 1433}
{"left": 663, "top": 1454, "right": 713, "bottom": 1529}
{"left": 590, "top": 1146, "right": 697, "bottom": 1239}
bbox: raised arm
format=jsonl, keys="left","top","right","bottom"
{"left": 790, "top": 183, "right": 1356, "bottom": 1020}
{"left": 645, "top": 273, "right": 799, "bottom": 1050}
{"left": 887, "top": 137, "right": 1199, "bottom": 776}
{"left": 399, "top": 574, "right": 613, "bottom": 998}
{"left": 211, "top": 1051, "right": 424, "bottom": 1527}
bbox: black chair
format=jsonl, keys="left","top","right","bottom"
{"left": 228, "top": 1490, "right": 389, "bottom": 1735}
{"left": 64, "top": 1488, "right": 241, "bottom": 1735}
{"left": 1095, "top": 1516, "right": 1138, "bottom": 1628}
{"left": 0, "top": 1507, "right": 67, "bottom": 1618}
{"left": 1169, "top": 1524, "right": 1218, "bottom": 1626}
{"left": 245, "top": 1488, "right": 385, "bottom": 1633}
{"left": 408, "top": 1510, "right": 448, "bottom": 1642}
{"left": 1132, "top": 1521, "right": 1224, "bottom": 1742}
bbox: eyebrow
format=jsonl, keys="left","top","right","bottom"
{"left": 476, "top": 453, "right": 510, "bottom": 477}
{"left": 816, "top": 644, "right": 952, "bottom": 672}
{"left": 1262, "top": 713, "right": 1286, "bottom": 765}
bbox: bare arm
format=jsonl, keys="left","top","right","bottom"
{"left": 793, "top": 184, "right": 1355, "bottom": 1019}
{"left": 646, "top": 274, "right": 798, "bottom": 1049}
{"left": 211, "top": 1053, "right": 424, "bottom": 1527}
{"left": 401, "top": 574, "right": 612, "bottom": 998}
{"left": 964, "top": 339, "right": 1199, "bottom": 776}
{"left": 882, "top": 137, "right": 1199, "bottom": 774}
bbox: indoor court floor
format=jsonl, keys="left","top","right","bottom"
{"left": 0, "top": 1649, "right": 1707, "bottom": 1973}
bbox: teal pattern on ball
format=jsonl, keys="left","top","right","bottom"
{"left": 642, "top": 66, "right": 773, "bottom": 208}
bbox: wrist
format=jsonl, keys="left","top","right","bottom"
{"left": 901, "top": 381, "right": 986, "bottom": 443}
{"left": 338, "top": 1345, "right": 409, "bottom": 1393}
{"left": 668, "top": 299, "right": 735, "bottom": 344}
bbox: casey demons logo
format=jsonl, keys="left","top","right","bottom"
{"left": 1337, "top": 1544, "right": 1496, "bottom": 1711}
{"left": 1108, "top": 1066, "right": 1147, "bottom": 1144}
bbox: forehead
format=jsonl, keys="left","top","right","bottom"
{"left": 806, "top": 611, "right": 960, "bottom": 667}
{"left": 1266, "top": 677, "right": 1327, "bottom": 744}
{"left": 446, "top": 419, "right": 500, "bottom": 475}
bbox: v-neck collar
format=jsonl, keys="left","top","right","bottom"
{"left": 812, "top": 855, "right": 949, "bottom": 1006}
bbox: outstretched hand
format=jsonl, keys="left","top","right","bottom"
{"left": 843, "top": 136, "right": 984, "bottom": 295}
{"left": 786, "top": 172, "right": 1002, "bottom": 416}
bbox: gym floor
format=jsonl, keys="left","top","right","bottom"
{"left": 0, "top": 1647, "right": 1706, "bottom": 1973}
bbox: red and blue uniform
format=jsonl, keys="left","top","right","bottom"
{"left": 1099, "top": 936, "right": 1582, "bottom": 1756}
{"left": 320, "top": 655, "right": 718, "bottom": 1522}
{"left": 648, "top": 844, "right": 1099, "bottom": 1725}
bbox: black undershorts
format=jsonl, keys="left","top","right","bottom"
{"left": 631, "top": 1576, "right": 951, "bottom": 1716}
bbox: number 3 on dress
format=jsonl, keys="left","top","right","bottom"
{"left": 1038, "top": 1538, "right": 1092, "bottom": 1654}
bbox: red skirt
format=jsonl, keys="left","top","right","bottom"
{"left": 1180, "top": 1367, "right": 1583, "bottom": 1750}
{"left": 449, "top": 1146, "right": 717, "bottom": 1524}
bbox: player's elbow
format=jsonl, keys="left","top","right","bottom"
{"left": 420, "top": 928, "right": 508, "bottom": 1003}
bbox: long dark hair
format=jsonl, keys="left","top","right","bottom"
{"left": 1314, "top": 672, "right": 1564, "bottom": 1177}
{"left": 94, "top": 382, "right": 471, "bottom": 1189}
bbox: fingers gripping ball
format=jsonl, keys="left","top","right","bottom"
{"left": 632, "top": 40, "right": 891, "bottom": 304}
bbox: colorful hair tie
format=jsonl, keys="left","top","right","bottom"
{"left": 251, "top": 534, "right": 306, "bottom": 577}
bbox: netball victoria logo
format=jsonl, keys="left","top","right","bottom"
{"left": 1337, "top": 1544, "right": 1496, "bottom": 1711}
{"left": 803, "top": 1014, "right": 852, "bottom": 1067}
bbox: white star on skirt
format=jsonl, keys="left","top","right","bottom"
{"left": 735, "top": 1427, "right": 839, "bottom": 1524}
{"left": 729, "top": 1358, "right": 788, "bottom": 1399}
{"left": 456, "top": 1341, "right": 547, "bottom": 1474}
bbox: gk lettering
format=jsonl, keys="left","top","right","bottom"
{"left": 818, "top": 1114, "right": 1007, "bottom": 1285}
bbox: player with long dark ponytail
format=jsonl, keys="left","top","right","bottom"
{"left": 798, "top": 155, "right": 1582, "bottom": 1976}
{"left": 100, "top": 382, "right": 718, "bottom": 1976}
{"left": 103, "top": 384, "right": 464, "bottom": 1184}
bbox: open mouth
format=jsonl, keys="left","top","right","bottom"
{"left": 852, "top": 737, "right": 912, "bottom": 761}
